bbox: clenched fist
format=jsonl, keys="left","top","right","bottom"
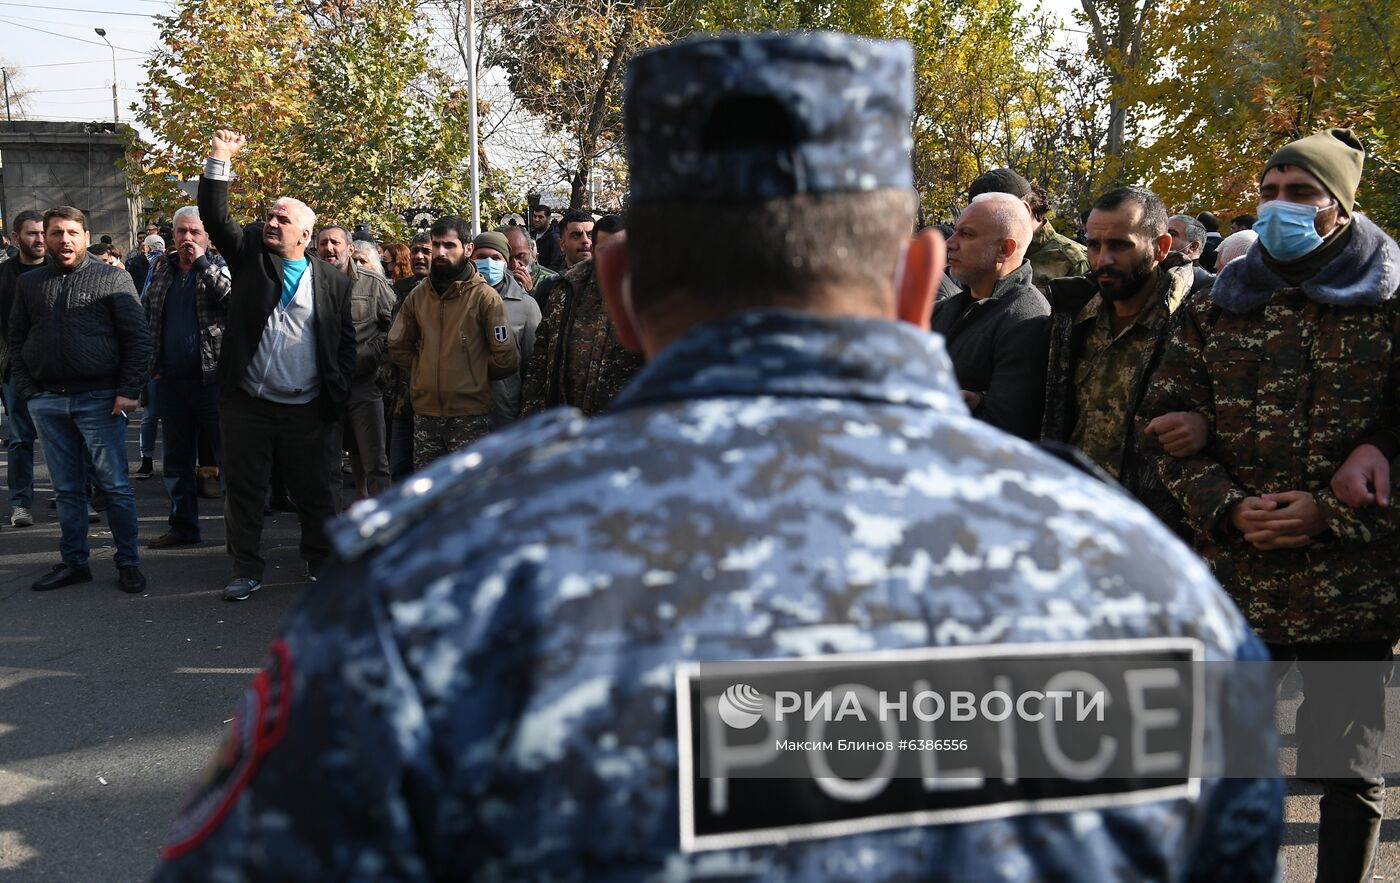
{"left": 1144, "top": 411, "right": 1209, "bottom": 458}
{"left": 1331, "top": 443, "right": 1391, "bottom": 508}
{"left": 211, "top": 129, "right": 246, "bottom": 162}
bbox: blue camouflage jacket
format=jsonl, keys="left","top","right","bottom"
{"left": 152, "top": 310, "right": 1281, "bottom": 882}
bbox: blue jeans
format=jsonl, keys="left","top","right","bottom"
{"left": 140, "top": 379, "right": 159, "bottom": 458}
{"left": 2, "top": 375, "right": 35, "bottom": 509}
{"left": 27, "top": 390, "right": 140, "bottom": 567}
{"left": 156, "top": 376, "right": 220, "bottom": 540}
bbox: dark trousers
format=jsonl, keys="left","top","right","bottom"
{"left": 220, "top": 389, "right": 335, "bottom": 581}
{"left": 198, "top": 427, "right": 217, "bottom": 469}
{"left": 157, "top": 375, "right": 220, "bottom": 540}
{"left": 2, "top": 374, "right": 35, "bottom": 510}
{"left": 326, "top": 378, "right": 389, "bottom": 513}
{"left": 388, "top": 411, "right": 414, "bottom": 483}
{"left": 413, "top": 414, "right": 491, "bottom": 471}
{"left": 1270, "top": 639, "right": 1392, "bottom": 883}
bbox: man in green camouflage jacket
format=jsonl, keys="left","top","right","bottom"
{"left": 1141, "top": 128, "right": 1400, "bottom": 883}
{"left": 520, "top": 252, "right": 643, "bottom": 417}
{"left": 1041, "top": 186, "right": 1200, "bottom": 538}
{"left": 968, "top": 168, "right": 1090, "bottom": 293}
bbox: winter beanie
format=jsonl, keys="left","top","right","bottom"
{"left": 1263, "top": 128, "right": 1365, "bottom": 215}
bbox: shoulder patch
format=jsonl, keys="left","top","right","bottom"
{"left": 330, "top": 409, "right": 588, "bottom": 561}
{"left": 494, "top": 324, "right": 510, "bottom": 343}
{"left": 160, "top": 640, "right": 294, "bottom": 860}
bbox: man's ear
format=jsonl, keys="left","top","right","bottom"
{"left": 1153, "top": 232, "right": 1173, "bottom": 263}
{"left": 896, "top": 227, "right": 945, "bottom": 330}
{"left": 1000, "top": 236, "right": 1019, "bottom": 263}
{"left": 597, "top": 233, "right": 642, "bottom": 352}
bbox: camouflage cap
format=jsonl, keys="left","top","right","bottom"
{"left": 624, "top": 32, "right": 914, "bottom": 204}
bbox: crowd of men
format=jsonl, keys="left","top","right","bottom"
{"left": 0, "top": 27, "right": 1396, "bottom": 883}
{"left": 0, "top": 161, "right": 637, "bottom": 602}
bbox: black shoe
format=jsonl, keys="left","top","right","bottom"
{"left": 135, "top": 457, "right": 154, "bottom": 479}
{"left": 268, "top": 495, "right": 297, "bottom": 513}
{"left": 147, "top": 532, "right": 200, "bottom": 549}
{"left": 32, "top": 563, "right": 93, "bottom": 592}
{"left": 117, "top": 566, "right": 147, "bottom": 594}
{"left": 305, "top": 560, "right": 324, "bottom": 582}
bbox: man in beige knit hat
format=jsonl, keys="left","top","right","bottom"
{"left": 1142, "top": 127, "right": 1399, "bottom": 883}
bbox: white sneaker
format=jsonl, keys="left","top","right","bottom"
{"left": 10, "top": 507, "right": 32, "bottom": 528}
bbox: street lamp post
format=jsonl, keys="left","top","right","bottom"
{"left": 94, "top": 27, "right": 118, "bottom": 126}
{"left": 465, "top": 0, "right": 480, "bottom": 235}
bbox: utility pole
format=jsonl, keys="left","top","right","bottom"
{"left": 94, "top": 28, "right": 118, "bottom": 126}
{"left": 2, "top": 68, "right": 13, "bottom": 123}
{"left": 465, "top": 0, "right": 480, "bottom": 235}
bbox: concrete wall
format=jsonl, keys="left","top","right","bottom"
{"left": 0, "top": 121, "right": 139, "bottom": 251}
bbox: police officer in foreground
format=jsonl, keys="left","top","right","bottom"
{"left": 151, "top": 32, "right": 1280, "bottom": 881}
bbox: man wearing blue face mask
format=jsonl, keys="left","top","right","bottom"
{"left": 473, "top": 230, "right": 540, "bottom": 427}
{"left": 1143, "top": 127, "right": 1400, "bottom": 883}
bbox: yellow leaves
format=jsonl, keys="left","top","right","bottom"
{"left": 129, "top": 0, "right": 446, "bottom": 229}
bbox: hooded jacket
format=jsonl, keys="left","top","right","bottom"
{"left": 1141, "top": 214, "right": 1400, "bottom": 643}
{"left": 388, "top": 263, "right": 517, "bottom": 418}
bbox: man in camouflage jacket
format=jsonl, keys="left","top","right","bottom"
{"left": 520, "top": 256, "right": 643, "bottom": 417}
{"left": 1041, "top": 187, "right": 1199, "bottom": 538}
{"left": 1026, "top": 218, "right": 1091, "bottom": 292}
{"left": 1141, "top": 127, "right": 1399, "bottom": 882}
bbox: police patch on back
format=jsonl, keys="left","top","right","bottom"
{"left": 676, "top": 639, "right": 1206, "bottom": 853}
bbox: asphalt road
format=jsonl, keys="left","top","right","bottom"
{"left": 0, "top": 418, "right": 1396, "bottom": 881}
{"left": 0, "top": 421, "right": 306, "bottom": 881}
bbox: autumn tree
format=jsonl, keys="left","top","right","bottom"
{"left": 907, "top": 0, "right": 1058, "bottom": 221}
{"left": 299, "top": 0, "right": 468, "bottom": 233}
{"left": 131, "top": 0, "right": 478, "bottom": 235}
{"left": 1140, "top": 0, "right": 1400, "bottom": 233}
{"left": 475, "top": 0, "right": 669, "bottom": 211}
{"left": 129, "top": 0, "right": 312, "bottom": 221}
{"left": 1016, "top": 26, "right": 1113, "bottom": 220}
{"left": 1073, "top": 0, "right": 1163, "bottom": 175}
